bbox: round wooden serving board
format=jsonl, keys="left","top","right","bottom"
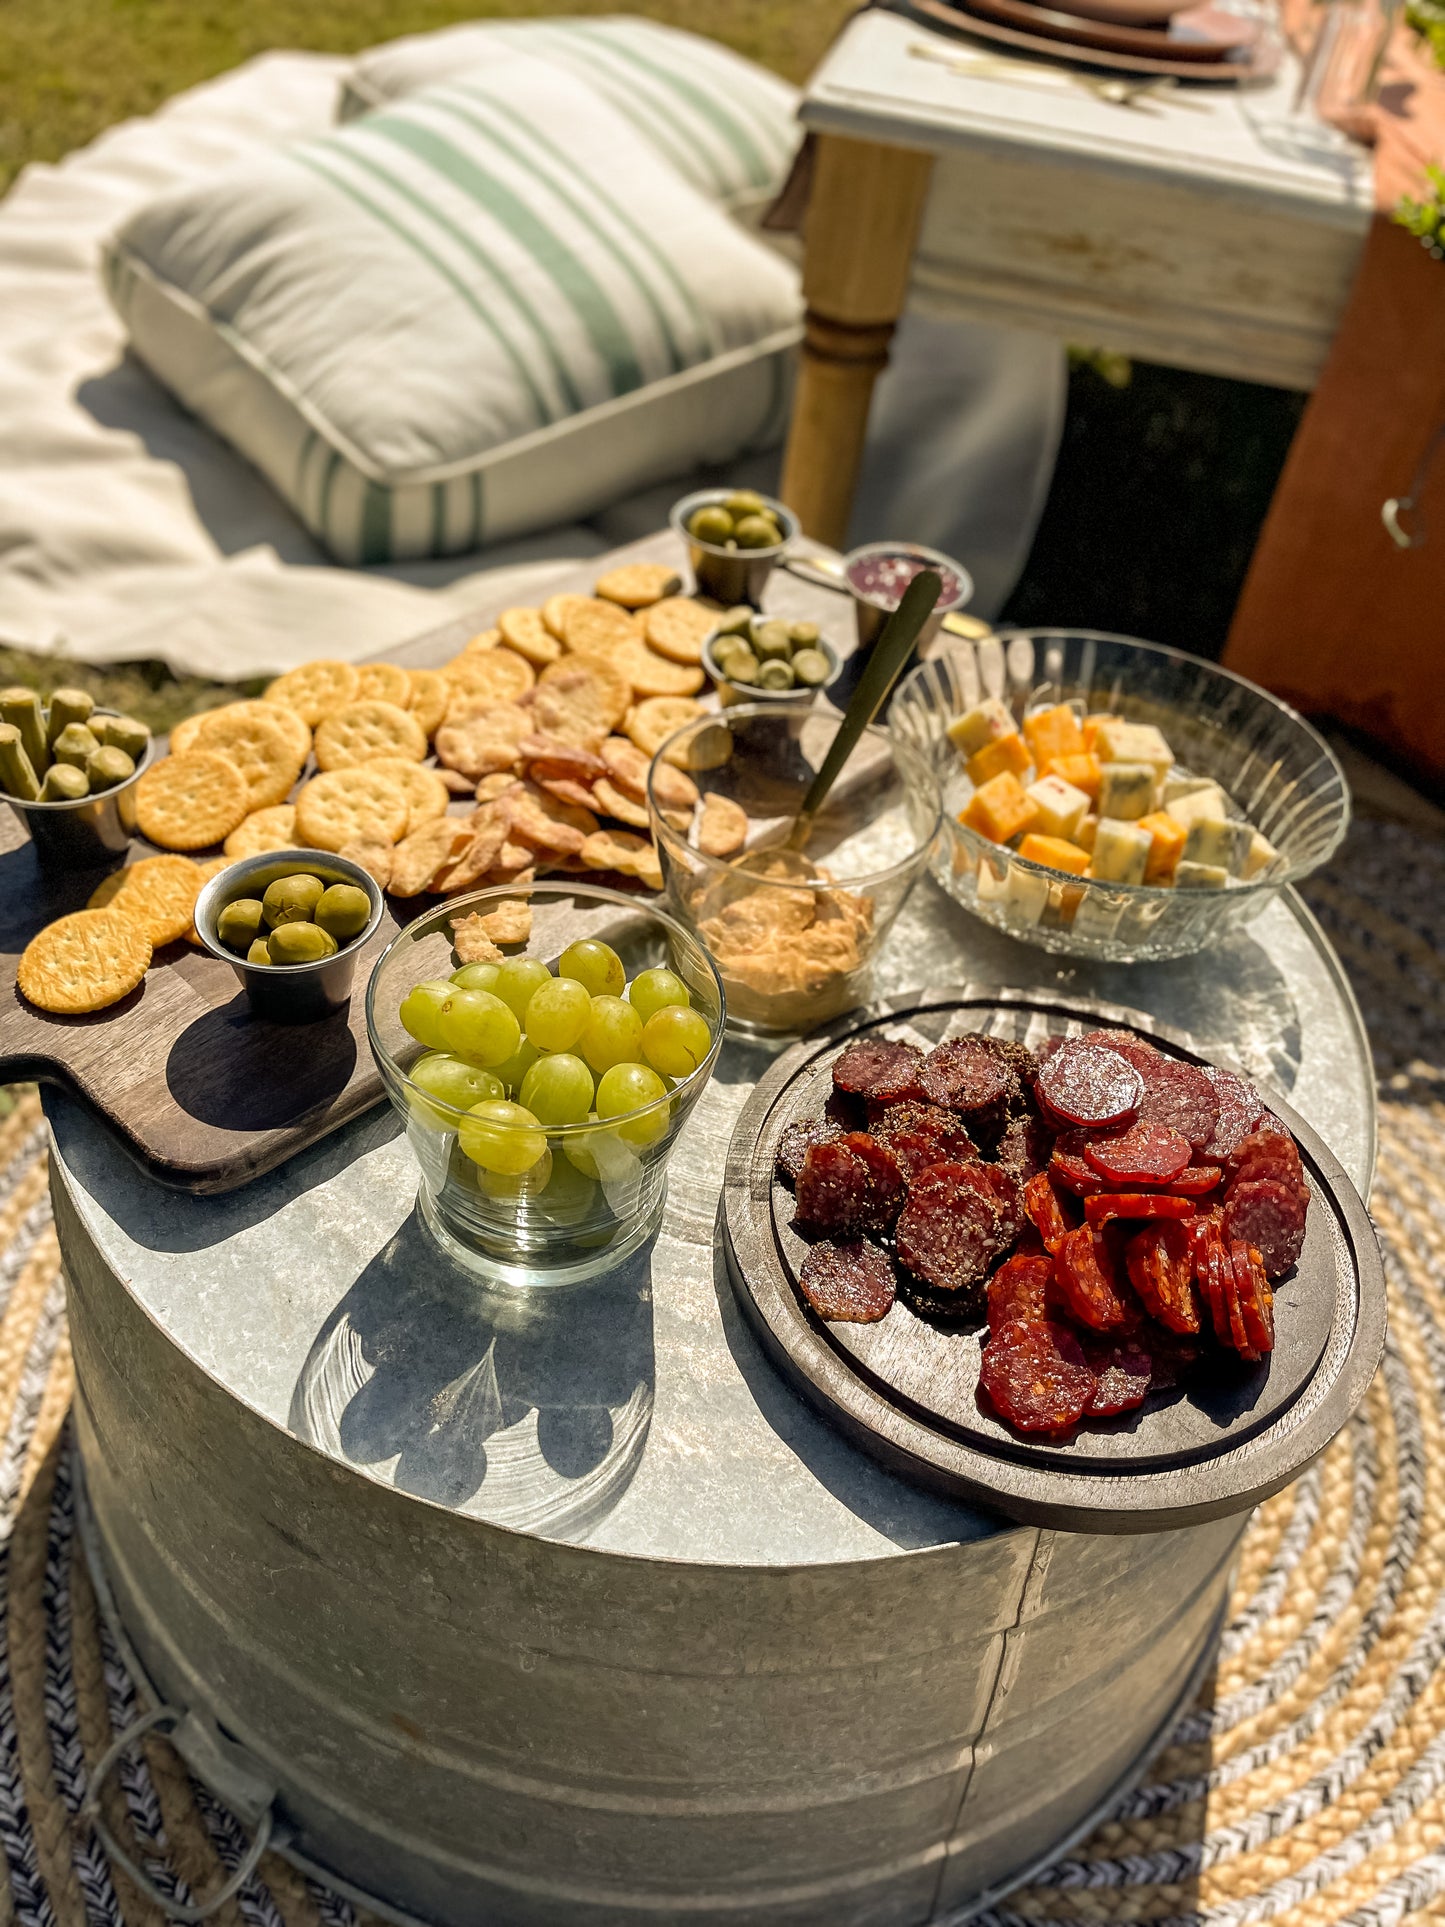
{"left": 721, "top": 987, "right": 1386, "bottom": 1534}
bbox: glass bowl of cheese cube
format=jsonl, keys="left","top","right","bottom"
{"left": 888, "top": 628, "right": 1350, "bottom": 962}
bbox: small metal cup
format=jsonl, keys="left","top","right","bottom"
{"left": 194, "top": 849, "right": 385, "bottom": 1024}
{"left": 4, "top": 712, "right": 153, "bottom": 870}
{"left": 842, "top": 541, "right": 975, "bottom": 654}
{"left": 700, "top": 629, "right": 840, "bottom": 709}
{"left": 669, "top": 488, "right": 798, "bottom": 609}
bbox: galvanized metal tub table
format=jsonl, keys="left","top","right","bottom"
{"left": 47, "top": 878, "right": 1375, "bottom": 1927}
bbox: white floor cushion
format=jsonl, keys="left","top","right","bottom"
{"left": 102, "top": 61, "right": 801, "bottom": 566}
{"left": 339, "top": 16, "right": 801, "bottom": 223}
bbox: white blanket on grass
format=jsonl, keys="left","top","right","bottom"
{"left": 0, "top": 49, "right": 1065, "bottom": 681}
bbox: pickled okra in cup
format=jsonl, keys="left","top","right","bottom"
{"left": 0, "top": 687, "right": 150, "bottom": 802}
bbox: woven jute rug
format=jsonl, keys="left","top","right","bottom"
{"left": 1, "top": 814, "right": 1443, "bottom": 1927}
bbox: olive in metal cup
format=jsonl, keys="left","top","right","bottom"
{"left": 194, "top": 849, "right": 385, "bottom": 1024}
{"left": 842, "top": 541, "right": 975, "bottom": 655}
{"left": 669, "top": 488, "right": 799, "bottom": 608}
{"left": 2, "top": 710, "right": 154, "bottom": 870}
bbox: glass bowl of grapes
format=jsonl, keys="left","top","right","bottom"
{"left": 366, "top": 881, "right": 726, "bottom": 1287}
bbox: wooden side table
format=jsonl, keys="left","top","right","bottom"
{"left": 779, "top": 7, "right": 1374, "bottom": 547}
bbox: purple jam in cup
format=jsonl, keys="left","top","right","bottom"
{"left": 846, "top": 549, "right": 966, "bottom": 610}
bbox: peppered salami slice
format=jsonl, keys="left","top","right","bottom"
{"left": 1085, "top": 1122, "right": 1192, "bottom": 1185}
{"left": 1202, "top": 1066, "right": 1263, "bottom": 1162}
{"left": 979, "top": 1319, "right": 1094, "bottom": 1435}
{"left": 1083, "top": 1335, "right": 1154, "bottom": 1416}
{"left": 1228, "top": 1128, "right": 1306, "bottom": 1194}
{"left": 874, "top": 1103, "right": 978, "bottom": 1178}
{"left": 986, "top": 1253, "right": 1056, "bottom": 1332}
{"left": 1125, "top": 1219, "right": 1200, "bottom": 1335}
{"left": 1055, "top": 1224, "right": 1131, "bottom": 1330}
{"left": 919, "top": 1038, "right": 1014, "bottom": 1122}
{"left": 776, "top": 1114, "right": 840, "bottom": 1186}
{"left": 797, "top": 1240, "right": 897, "bottom": 1323}
{"left": 1034, "top": 1040, "right": 1144, "bottom": 1132}
{"left": 795, "top": 1139, "right": 873, "bottom": 1235}
{"left": 996, "top": 1112, "right": 1053, "bottom": 1185}
{"left": 896, "top": 1162, "right": 1012, "bottom": 1296}
{"left": 834, "top": 1132, "right": 907, "bottom": 1229}
{"left": 1084, "top": 1192, "right": 1196, "bottom": 1226}
{"left": 1130, "top": 1056, "right": 1220, "bottom": 1150}
{"left": 1231, "top": 1239, "right": 1275, "bottom": 1355}
{"left": 1223, "top": 1177, "right": 1307, "bottom": 1278}
{"left": 1023, "top": 1171, "right": 1074, "bottom": 1252}
{"left": 979, "top": 1162, "right": 1024, "bottom": 1241}
{"left": 831, "top": 1037, "right": 917, "bottom": 1099}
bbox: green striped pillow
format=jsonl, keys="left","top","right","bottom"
{"left": 101, "top": 63, "right": 801, "bottom": 567}
{"left": 339, "top": 16, "right": 801, "bottom": 221}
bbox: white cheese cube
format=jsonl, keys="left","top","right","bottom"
{"left": 1025, "top": 774, "right": 1090, "bottom": 842}
{"left": 1097, "top": 761, "right": 1157, "bottom": 822}
{"left": 978, "top": 855, "right": 1048, "bottom": 923}
{"left": 1165, "top": 784, "right": 1229, "bottom": 831}
{"left": 1075, "top": 813, "right": 1099, "bottom": 853}
{"left": 1163, "top": 771, "right": 1215, "bottom": 807}
{"left": 947, "top": 698, "right": 1016, "bottom": 758}
{"left": 1089, "top": 818, "right": 1151, "bottom": 885}
{"left": 1175, "top": 860, "right": 1229, "bottom": 890}
{"left": 1239, "top": 830, "right": 1280, "bottom": 881}
{"left": 1183, "top": 817, "right": 1253, "bottom": 874}
{"left": 1072, "top": 894, "right": 1124, "bottom": 940}
{"left": 1093, "top": 719, "right": 1173, "bottom": 776}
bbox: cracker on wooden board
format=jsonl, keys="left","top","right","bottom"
{"left": 579, "top": 829, "right": 663, "bottom": 891}
{"left": 87, "top": 854, "right": 205, "bottom": 947}
{"left": 592, "top": 775, "right": 650, "bottom": 830}
{"left": 175, "top": 699, "right": 311, "bottom": 766}
{"left": 183, "top": 855, "right": 231, "bottom": 944}
{"left": 463, "top": 628, "right": 501, "bottom": 653}
{"left": 265, "top": 659, "right": 361, "bottom": 728}
{"left": 697, "top": 792, "right": 749, "bottom": 860}
{"left": 354, "top": 663, "right": 412, "bottom": 707}
{"left": 313, "top": 700, "right": 427, "bottom": 772}
{"left": 18, "top": 910, "right": 152, "bottom": 1013}
{"left": 370, "top": 758, "right": 450, "bottom": 831}
{"left": 406, "top": 668, "right": 449, "bottom": 739}
{"left": 389, "top": 818, "right": 475, "bottom": 897}
{"left": 430, "top": 805, "right": 511, "bottom": 893}
{"left": 625, "top": 697, "right": 705, "bottom": 761}
{"left": 533, "top": 658, "right": 628, "bottom": 748}
{"left": 614, "top": 639, "right": 707, "bottom": 700}
{"left": 443, "top": 647, "right": 534, "bottom": 709}
{"left": 561, "top": 598, "right": 641, "bottom": 661}
{"left": 542, "top": 592, "right": 590, "bottom": 642}
{"left": 135, "top": 751, "right": 249, "bottom": 851}
{"left": 498, "top": 607, "right": 562, "bottom": 666}
{"left": 293, "top": 766, "right": 409, "bottom": 851}
{"left": 435, "top": 704, "right": 532, "bottom": 780}
{"left": 192, "top": 708, "right": 303, "bottom": 811}
{"left": 505, "top": 781, "right": 598, "bottom": 854}
{"left": 595, "top": 562, "right": 682, "bottom": 610}
{"left": 224, "top": 805, "right": 297, "bottom": 859}
{"left": 644, "top": 596, "right": 715, "bottom": 666}
{"left": 339, "top": 835, "right": 394, "bottom": 892}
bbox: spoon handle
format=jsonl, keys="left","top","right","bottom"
{"left": 788, "top": 567, "right": 942, "bottom": 851}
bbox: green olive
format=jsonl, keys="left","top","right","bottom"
{"left": 314, "top": 882, "right": 371, "bottom": 942}
{"left": 791, "top": 647, "right": 833, "bottom": 687}
{"left": 732, "top": 513, "right": 783, "bottom": 551}
{"left": 788, "top": 620, "right": 820, "bottom": 647}
{"left": 86, "top": 746, "right": 135, "bottom": 792}
{"left": 757, "top": 660, "right": 796, "bottom": 691}
{"left": 218, "top": 898, "right": 266, "bottom": 954}
{"left": 723, "top": 489, "right": 769, "bottom": 518}
{"left": 246, "top": 937, "right": 273, "bottom": 965}
{"left": 262, "top": 873, "right": 326, "bottom": 928}
{"left": 267, "top": 921, "right": 339, "bottom": 965}
{"left": 687, "top": 505, "right": 734, "bottom": 547}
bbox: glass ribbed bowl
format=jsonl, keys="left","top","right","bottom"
{"left": 889, "top": 628, "right": 1350, "bottom": 963}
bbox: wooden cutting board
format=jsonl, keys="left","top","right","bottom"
{"left": 0, "top": 532, "right": 854, "bottom": 1193}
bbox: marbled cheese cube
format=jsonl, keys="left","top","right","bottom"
{"left": 1075, "top": 813, "right": 1099, "bottom": 853}
{"left": 1163, "top": 771, "right": 1216, "bottom": 807}
{"left": 1097, "top": 761, "right": 1157, "bottom": 822}
{"left": 1175, "top": 860, "right": 1230, "bottom": 890}
{"left": 947, "top": 697, "right": 1015, "bottom": 757}
{"left": 1092, "top": 719, "right": 1173, "bottom": 777}
{"left": 1240, "top": 830, "right": 1280, "bottom": 880}
{"left": 1183, "top": 817, "right": 1253, "bottom": 874}
{"left": 1165, "top": 784, "right": 1229, "bottom": 831}
{"left": 1089, "top": 818, "right": 1151, "bottom": 885}
{"left": 1025, "top": 773, "right": 1090, "bottom": 842}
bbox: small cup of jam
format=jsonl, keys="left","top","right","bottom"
{"left": 842, "top": 541, "right": 974, "bottom": 654}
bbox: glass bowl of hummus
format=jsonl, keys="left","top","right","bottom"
{"left": 646, "top": 704, "right": 943, "bottom": 1040}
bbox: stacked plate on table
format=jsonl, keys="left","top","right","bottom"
{"left": 900, "top": 0, "right": 1278, "bottom": 80}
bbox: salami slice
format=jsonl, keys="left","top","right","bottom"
{"left": 1055, "top": 1223, "right": 1130, "bottom": 1330}
{"left": 996, "top": 1112, "right": 1052, "bottom": 1186}
{"left": 1231, "top": 1239, "right": 1275, "bottom": 1356}
{"left": 1049, "top": 1136, "right": 1099, "bottom": 1195}
{"left": 979, "top": 1319, "right": 1094, "bottom": 1435}
{"left": 1167, "top": 1164, "right": 1223, "bottom": 1198}
{"left": 979, "top": 1162, "right": 1024, "bottom": 1242}
{"left": 776, "top": 1114, "right": 840, "bottom": 1186}
{"left": 874, "top": 1102, "right": 978, "bottom": 1178}
{"left": 1228, "top": 1128, "right": 1306, "bottom": 1195}
{"left": 1034, "top": 1039, "right": 1144, "bottom": 1132}
{"left": 1131, "top": 1055, "right": 1220, "bottom": 1149}
{"left": 1223, "top": 1176, "right": 1307, "bottom": 1278}
{"left": 1084, "top": 1192, "right": 1196, "bottom": 1225}
{"left": 1202, "top": 1066, "right": 1263, "bottom": 1162}
{"left": 795, "top": 1139, "right": 889, "bottom": 1235}
{"left": 1082, "top": 1335, "right": 1154, "bottom": 1416}
{"left": 797, "top": 1240, "right": 897, "bottom": 1323}
{"left": 1085, "top": 1122, "right": 1192, "bottom": 1185}
{"left": 1086, "top": 1029, "right": 1161, "bottom": 1067}
{"left": 1125, "top": 1219, "right": 1200, "bottom": 1334}
{"left": 1023, "top": 1171, "right": 1074, "bottom": 1252}
{"left": 834, "top": 1131, "right": 907, "bottom": 1229}
{"left": 919, "top": 1037, "right": 1014, "bottom": 1122}
{"left": 832, "top": 1037, "right": 925, "bottom": 1101}
{"left": 986, "top": 1253, "right": 1055, "bottom": 1331}
{"left": 896, "top": 1162, "right": 1013, "bottom": 1297}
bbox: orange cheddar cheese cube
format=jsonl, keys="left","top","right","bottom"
{"left": 1082, "top": 713, "right": 1119, "bottom": 753}
{"left": 961, "top": 772, "right": 1039, "bottom": 844}
{"left": 1017, "top": 833, "right": 1091, "bottom": 878}
{"left": 1042, "top": 752, "right": 1101, "bottom": 801}
{"left": 967, "top": 732, "right": 1032, "bottom": 787}
{"left": 1022, "top": 703, "right": 1085, "bottom": 767}
{"left": 1137, "top": 809, "right": 1187, "bottom": 884}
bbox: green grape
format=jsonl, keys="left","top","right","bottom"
{"left": 436, "top": 988, "right": 521, "bottom": 1068}
{"left": 628, "top": 966, "right": 691, "bottom": 1024}
{"left": 539, "top": 1152, "right": 598, "bottom": 1227}
{"left": 458, "top": 1099, "right": 547, "bottom": 1175}
{"left": 490, "top": 1037, "right": 539, "bottom": 1098}
{"left": 494, "top": 955, "right": 553, "bottom": 1019}
{"left": 641, "top": 1006, "right": 714, "bottom": 1079}
{"left": 408, "top": 1051, "right": 505, "bottom": 1128}
{"left": 524, "top": 975, "right": 592, "bottom": 1052}
{"left": 596, "top": 1061, "right": 669, "bottom": 1148}
{"left": 558, "top": 938, "right": 625, "bottom": 998}
{"left": 451, "top": 961, "right": 500, "bottom": 993}
{"left": 563, "top": 1112, "right": 638, "bottom": 1181}
{"left": 580, "top": 994, "right": 644, "bottom": 1074}
{"left": 519, "top": 1052, "right": 594, "bottom": 1126}
{"left": 476, "top": 1148, "right": 553, "bottom": 1200}
{"left": 562, "top": 1113, "right": 604, "bottom": 1180}
{"left": 399, "top": 978, "right": 456, "bottom": 1050}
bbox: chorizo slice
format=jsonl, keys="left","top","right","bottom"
{"left": 1055, "top": 1224, "right": 1131, "bottom": 1331}
{"left": 979, "top": 1319, "right": 1095, "bottom": 1435}
{"left": 1125, "top": 1220, "right": 1201, "bottom": 1335}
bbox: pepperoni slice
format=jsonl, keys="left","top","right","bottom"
{"left": 1202, "top": 1066, "right": 1263, "bottom": 1162}
{"left": 1231, "top": 1239, "right": 1275, "bottom": 1356}
{"left": 1131, "top": 1056, "right": 1220, "bottom": 1150}
{"left": 797, "top": 1240, "right": 897, "bottom": 1323}
{"left": 795, "top": 1139, "right": 873, "bottom": 1235}
{"left": 834, "top": 1132, "right": 907, "bottom": 1229}
{"left": 919, "top": 1038, "right": 1014, "bottom": 1121}
{"left": 1055, "top": 1223, "right": 1130, "bottom": 1330}
{"left": 832, "top": 1037, "right": 925, "bottom": 1101}
{"left": 776, "top": 1114, "right": 840, "bottom": 1186}
{"left": 1034, "top": 1039, "right": 1144, "bottom": 1132}
{"left": 1084, "top": 1192, "right": 1196, "bottom": 1225}
{"left": 1167, "top": 1164, "right": 1223, "bottom": 1197}
{"left": 1223, "top": 1177, "right": 1307, "bottom": 1278}
{"left": 1085, "top": 1122, "right": 1192, "bottom": 1185}
{"left": 1125, "top": 1219, "right": 1200, "bottom": 1334}
{"left": 1049, "top": 1138, "right": 1099, "bottom": 1195}
{"left": 896, "top": 1162, "right": 1013, "bottom": 1297}
{"left": 1023, "top": 1171, "right": 1074, "bottom": 1252}
{"left": 987, "top": 1253, "right": 1055, "bottom": 1331}
{"left": 1082, "top": 1335, "right": 1154, "bottom": 1416}
{"left": 979, "top": 1319, "right": 1094, "bottom": 1435}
